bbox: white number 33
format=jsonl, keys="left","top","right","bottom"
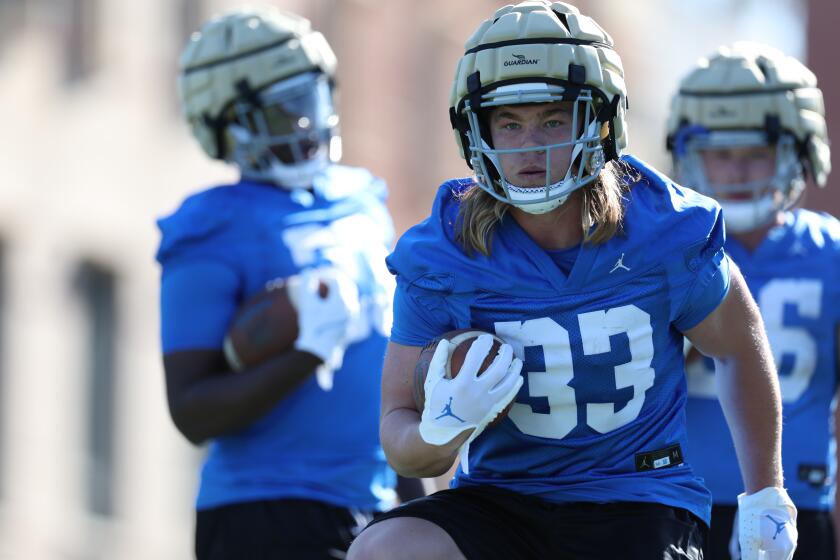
{"left": 495, "top": 305, "right": 655, "bottom": 440}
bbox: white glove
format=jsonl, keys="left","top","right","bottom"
{"left": 736, "top": 487, "right": 798, "bottom": 560}
{"left": 418, "top": 334, "right": 523, "bottom": 447}
{"left": 287, "top": 267, "right": 360, "bottom": 372}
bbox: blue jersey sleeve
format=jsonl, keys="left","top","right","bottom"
{"left": 616, "top": 155, "right": 731, "bottom": 332}
{"left": 674, "top": 250, "right": 731, "bottom": 331}
{"left": 160, "top": 260, "right": 240, "bottom": 353}
{"left": 670, "top": 219, "right": 730, "bottom": 332}
{"left": 390, "top": 279, "right": 454, "bottom": 346}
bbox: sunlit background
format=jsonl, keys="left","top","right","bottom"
{"left": 0, "top": 0, "right": 835, "bottom": 558}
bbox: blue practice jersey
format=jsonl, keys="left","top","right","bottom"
{"left": 156, "top": 165, "right": 397, "bottom": 511}
{"left": 387, "top": 155, "right": 731, "bottom": 525}
{"left": 686, "top": 209, "right": 840, "bottom": 510}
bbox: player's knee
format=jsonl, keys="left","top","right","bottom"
{"left": 349, "top": 517, "right": 465, "bottom": 560}
{"left": 347, "top": 522, "right": 393, "bottom": 560}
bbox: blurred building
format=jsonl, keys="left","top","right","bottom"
{"left": 805, "top": 0, "right": 840, "bottom": 215}
{"left": 0, "top": 0, "right": 831, "bottom": 558}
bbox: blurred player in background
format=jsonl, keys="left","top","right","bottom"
{"left": 668, "top": 42, "right": 835, "bottom": 559}
{"left": 155, "top": 8, "right": 417, "bottom": 559}
{"left": 349, "top": 3, "right": 794, "bottom": 559}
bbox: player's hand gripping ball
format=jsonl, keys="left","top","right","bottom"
{"left": 414, "top": 330, "right": 523, "bottom": 445}
{"left": 412, "top": 330, "right": 500, "bottom": 408}
{"left": 222, "top": 275, "right": 328, "bottom": 371}
{"left": 224, "top": 268, "right": 359, "bottom": 371}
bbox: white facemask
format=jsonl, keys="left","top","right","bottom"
{"left": 719, "top": 195, "right": 777, "bottom": 233}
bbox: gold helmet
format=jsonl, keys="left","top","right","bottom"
{"left": 667, "top": 42, "right": 830, "bottom": 231}
{"left": 178, "top": 7, "right": 339, "bottom": 188}
{"left": 449, "top": 1, "right": 628, "bottom": 214}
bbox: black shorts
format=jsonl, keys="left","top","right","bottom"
{"left": 706, "top": 504, "right": 836, "bottom": 559}
{"left": 196, "top": 498, "right": 375, "bottom": 560}
{"left": 366, "top": 485, "right": 707, "bottom": 560}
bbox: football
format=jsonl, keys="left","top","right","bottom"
{"left": 413, "top": 329, "right": 514, "bottom": 427}
{"left": 222, "top": 277, "right": 326, "bottom": 371}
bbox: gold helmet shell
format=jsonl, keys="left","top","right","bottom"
{"left": 449, "top": 1, "right": 628, "bottom": 165}
{"left": 178, "top": 7, "right": 337, "bottom": 160}
{"left": 667, "top": 41, "right": 830, "bottom": 187}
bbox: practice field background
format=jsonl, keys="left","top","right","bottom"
{"left": 0, "top": 0, "right": 835, "bottom": 558}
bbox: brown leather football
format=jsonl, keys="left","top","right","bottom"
{"left": 413, "top": 329, "right": 514, "bottom": 427}
{"left": 223, "top": 277, "right": 326, "bottom": 371}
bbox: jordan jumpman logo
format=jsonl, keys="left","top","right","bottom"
{"left": 765, "top": 514, "right": 787, "bottom": 540}
{"left": 435, "top": 396, "right": 465, "bottom": 422}
{"left": 610, "top": 252, "right": 631, "bottom": 273}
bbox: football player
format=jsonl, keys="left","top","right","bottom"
{"left": 157, "top": 8, "right": 404, "bottom": 559}
{"left": 348, "top": 3, "right": 795, "bottom": 560}
{"left": 669, "top": 43, "right": 834, "bottom": 559}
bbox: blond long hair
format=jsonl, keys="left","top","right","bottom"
{"left": 456, "top": 159, "right": 633, "bottom": 256}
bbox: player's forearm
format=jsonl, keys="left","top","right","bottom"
{"left": 380, "top": 407, "right": 469, "bottom": 478}
{"left": 170, "top": 350, "right": 321, "bottom": 443}
{"left": 715, "top": 353, "right": 783, "bottom": 494}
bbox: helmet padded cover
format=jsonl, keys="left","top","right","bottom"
{"left": 449, "top": 1, "right": 628, "bottom": 164}
{"left": 667, "top": 42, "right": 830, "bottom": 186}
{"left": 178, "top": 7, "right": 337, "bottom": 159}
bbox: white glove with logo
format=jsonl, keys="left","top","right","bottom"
{"left": 287, "top": 267, "right": 360, "bottom": 373}
{"left": 734, "top": 486, "right": 797, "bottom": 560}
{"left": 418, "top": 334, "right": 523, "bottom": 447}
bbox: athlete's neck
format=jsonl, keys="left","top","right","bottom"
{"left": 510, "top": 190, "right": 584, "bottom": 250}
{"left": 730, "top": 211, "right": 785, "bottom": 252}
